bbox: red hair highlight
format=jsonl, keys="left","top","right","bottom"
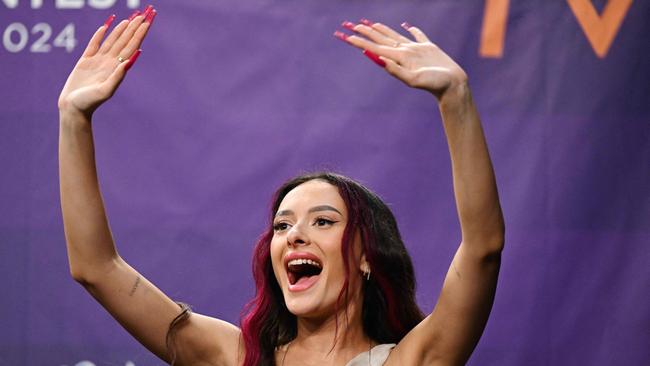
{"left": 240, "top": 228, "right": 274, "bottom": 366}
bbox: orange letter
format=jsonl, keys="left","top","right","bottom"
{"left": 567, "top": 0, "right": 633, "bottom": 58}
{"left": 479, "top": 0, "right": 510, "bottom": 58}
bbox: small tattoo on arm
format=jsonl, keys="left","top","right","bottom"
{"left": 129, "top": 276, "right": 141, "bottom": 296}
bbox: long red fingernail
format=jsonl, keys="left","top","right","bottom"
{"left": 143, "top": 5, "right": 154, "bottom": 16}
{"left": 104, "top": 14, "right": 116, "bottom": 28}
{"left": 401, "top": 22, "right": 413, "bottom": 30}
{"left": 363, "top": 50, "right": 386, "bottom": 68}
{"left": 341, "top": 21, "right": 356, "bottom": 31}
{"left": 360, "top": 19, "right": 374, "bottom": 26}
{"left": 125, "top": 49, "right": 142, "bottom": 71}
{"left": 145, "top": 9, "right": 157, "bottom": 24}
{"left": 128, "top": 10, "right": 140, "bottom": 21}
{"left": 333, "top": 31, "right": 349, "bottom": 42}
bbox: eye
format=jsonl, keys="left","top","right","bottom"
{"left": 273, "top": 222, "right": 290, "bottom": 232}
{"left": 314, "top": 218, "right": 336, "bottom": 227}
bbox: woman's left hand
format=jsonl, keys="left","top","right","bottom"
{"left": 336, "top": 20, "right": 467, "bottom": 100}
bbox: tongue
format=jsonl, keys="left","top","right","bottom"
{"left": 289, "top": 274, "right": 319, "bottom": 292}
{"left": 296, "top": 275, "right": 313, "bottom": 285}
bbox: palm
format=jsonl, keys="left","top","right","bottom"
{"left": 60, "top": 56, "right": 121, "bottom": 112}
{"left": 58, "top": 10, "right": 154, "bottom": 116}
{"left": 338, "top": 21, "right": 467, "bottom": 98}
{"left": 396, "top": 42, "right": 465, "bottom": 92}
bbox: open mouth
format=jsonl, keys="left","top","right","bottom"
{"left": 286, "top": 258, "right": 323, "bottom": 289}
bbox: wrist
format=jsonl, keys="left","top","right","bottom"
{"left": 59, "top": 107, "right": 92, "bottom": 133}
{"left": 58, "top": 94, "right": 95, "bottom": 118}
{"left": 438, "top": 79, "right": 471, "bottom": 107}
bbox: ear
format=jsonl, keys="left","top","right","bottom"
{"left": 359, "top": 253, "right": 370, "bottom": 274}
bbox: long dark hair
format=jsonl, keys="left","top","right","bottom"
{"left": 240, "top": 172, "right": 424, "bottom": 366}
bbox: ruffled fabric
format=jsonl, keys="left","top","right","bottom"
{"left": 345, "top": 344, "right": 396, "bottom": 366}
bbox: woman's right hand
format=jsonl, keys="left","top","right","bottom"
{"left": 58, "top": 6, "right": 156, "bottom": 118}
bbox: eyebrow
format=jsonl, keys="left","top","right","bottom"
{"left": 275, "top": 205, "right": 343, "bottom": 217}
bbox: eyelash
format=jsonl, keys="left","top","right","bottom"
{"left": 273, "top": 222, "right": 289, "bottom": 232}
{"left": 272, "top": 217, "right": 337, "bottom": 232}
{"left": 314, "top": 218, "right": 335, "bottom": 227}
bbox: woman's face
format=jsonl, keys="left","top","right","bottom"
{"left": 270, "top": 180, "right": 365, "bottom": 319}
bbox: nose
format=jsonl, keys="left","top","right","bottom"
{"left": 287, "top": 223, "right": 309, "bottom": 247}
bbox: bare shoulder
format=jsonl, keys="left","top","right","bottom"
{"left": 174, "top": 313, "right": 243, "bottom": 366}
{"left": 384, "top": 244, "right": 501, "bottom": 366}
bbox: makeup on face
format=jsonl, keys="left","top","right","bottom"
{"left": 270, "top": 180, "right": 353, "bottom": 316}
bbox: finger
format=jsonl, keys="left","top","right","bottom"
{"left": 363, "top": 50, "right": 386, "bottom": 68}
{"left": 97, "top": 56, "right": 129, "bottom": 99}
{"left": 98, "top": 19, "right": 129, "bottom": 54}
{"left": 345, "top": 22, "right": 397, "bottom": 47}
{"left": 380, "top": 56, "right": 413, "bottom": 84}
{"left": 109, "top": 14, "right": 146, "bottom": 56}
{"left": 370, "top": 22, "right": 411, "bottom": 44}
{"left": 403, "top": 23, "right": 431, "bottom": 43}
{"left": 118, "top": 20, "right": 152, "bottom": 61}
{"left": 98, "top": 49, "right": 141, "bottom": 98}
{"left": 104, "top": 13, "right": 117, "bottom": 28}
{"left": 112, "top": 7, "right": 156, "bottom": 56}
{"left": 82, "top": 16, "right": 113, "bottom": 57}
{"left": 127, "top": 9, "right": 141, "bottom": 22}
{"left": 124, "top": 49, "right": 142, "bottom": 71}
{"left": 341, "top": 34, "right": 403, "bottom": 63}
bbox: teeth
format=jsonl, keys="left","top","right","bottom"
{"left": 288, "top": 258, "right": 321, "bottom": 268}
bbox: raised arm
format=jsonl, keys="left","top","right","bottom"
{"left": 58, "top": 9, "right": 240, "bottom": 365}
{"left": 337, "top": 20, "right": 504, "bottom": 365}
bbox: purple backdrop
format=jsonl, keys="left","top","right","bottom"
{"left": 1, "top": 1, "right": 648, "bottom": 365}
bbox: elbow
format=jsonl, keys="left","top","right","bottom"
{"left": 484, "top": 210, "right": 506, "bottom": 254}
{"left": 464, "top": 223, "right": 505, "bottom": 260}
{"left": 69, "top": 266, "right": 91, "bottom": 286}
{"left": 461, "top": 208, "right": 505, "bottom": 257}
{"left": 485, "top": 232, "right": 505, "bottom": 259}
{"left": 68, "top": 257, "right": 119, "bottom": 287}
{"left": 488, "top": 221, "right": 506, "bottom": 254}
{"left": 484, "top": 221, "right": 506, "bottom": 257}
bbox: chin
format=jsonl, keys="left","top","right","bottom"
{"left": 285, "top": 299, "right": 320, "bottom": 317}
{"left": 283, "top": 286, "right": 324, "bottom": 317}
{"left": 282, "top": 284, "right": 338, "bottom": 320}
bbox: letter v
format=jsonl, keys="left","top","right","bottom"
{"left": 567, "top": 0, "right": 633, "bottom": 58}
{"left": 479, "top": 0, "right": 510, "bottom": 58}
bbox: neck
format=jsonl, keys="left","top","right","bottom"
{"left": 292, "top": 294, "right": 372, "bottom": 354}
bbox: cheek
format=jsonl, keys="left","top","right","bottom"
{"left": 322, "top": 241, "right": 348, "bottom": 280}
{"left": 335, "top": 240, "right": 362, "bottom": 280}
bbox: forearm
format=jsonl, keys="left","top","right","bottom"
{"left": 59, "top": 110, "right": 118, "bottom": 281}
{"left": 438, "top": 83, "right": 504, "bottom": 254}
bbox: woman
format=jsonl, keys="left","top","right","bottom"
{"left": 59, "top": 6, "right": 504, "bottom": 366}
